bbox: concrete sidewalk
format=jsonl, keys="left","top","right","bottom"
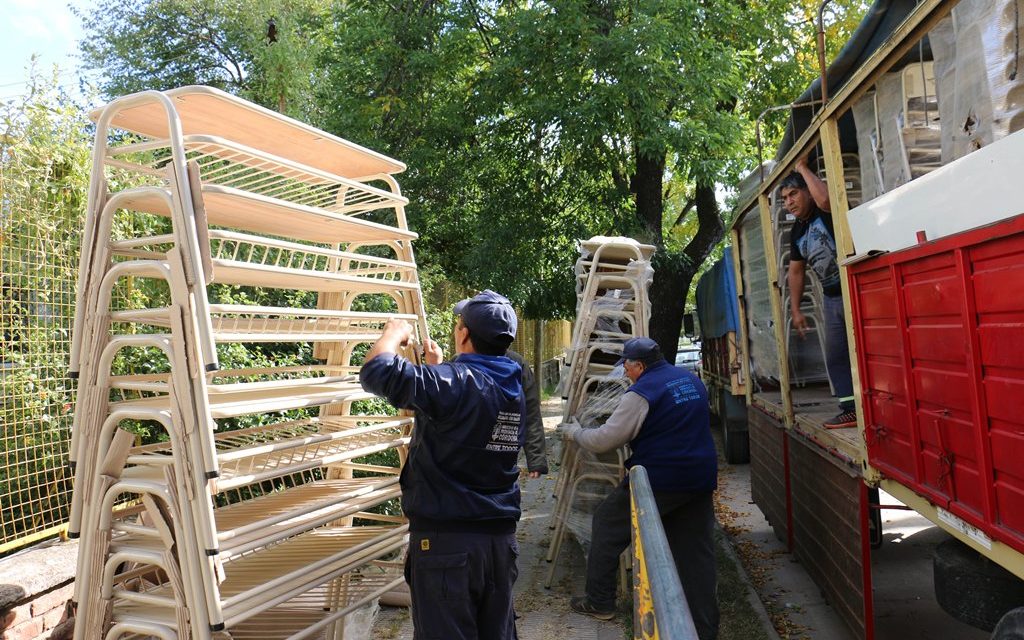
{"left": 714, "top": 444, "right": 988, "bottom": 640}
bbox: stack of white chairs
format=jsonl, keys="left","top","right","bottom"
{"left": 68, "top": 86, "right": 428, "bottom": 640}
{"left": 897, "top": 62, "right": 942, "bottom": 181}
{"left": 545, "top": 237, "right": 654, "bottom": 587}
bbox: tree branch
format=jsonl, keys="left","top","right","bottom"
{"left": 672, "top": 197, "right": 696, "bottom": 228}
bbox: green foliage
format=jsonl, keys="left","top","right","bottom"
{"left": 0, "top": 71, "right": 93, "bottom": 546}
{"left": 737, "top": 0, "right": 870, "bottom": 163}
{"left": 74, "top": 0, "right": 868, "bottom": 337}
{"left": 75, "top": 0, "right": 331, "bottom": 118}
{"left": 0, "top": 0, "right": 873, "bottom": 550}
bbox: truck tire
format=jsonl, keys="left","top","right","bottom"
{"left": 719, "top": 389, "right": 750, "bottom": 464}
{"left": 707, "top": 380, "right": 723, "bottom": 425}
{"left": 933, "top": 538, "right": 1024, "bottom": 632}
{"left": 993, "top": 608, "right": 1024, "bottom": 640}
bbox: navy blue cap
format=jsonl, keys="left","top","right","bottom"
{"left": 616, "top": 337, "right": 662, "bottom": 365}
{"left": 453, "top": 290, "right": 517, "bottom": 346}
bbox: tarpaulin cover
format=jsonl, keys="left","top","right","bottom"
{"left": 696, "top": 246, "right": 740, "bottom": 340}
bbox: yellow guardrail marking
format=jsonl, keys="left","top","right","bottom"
{"left": 631, "top": 488, "right": 659, "bottom": 638}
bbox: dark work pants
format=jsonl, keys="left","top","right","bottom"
{"left": 406, "top": 529, "right": 519, "bottom": 640}
{"left": 586, "top": 479, "right": 719, "bottom": 640}
{"left": 823, "top": 293, "right": 855, "bottom": 412}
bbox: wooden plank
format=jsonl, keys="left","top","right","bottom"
{"left": 788, "top": 431, "right": 868, "bottom": 640}
{"left": 730, "top": 227, "right": 754, "bottom": 406}
{"left": 749, "top": 407, "right": 789, "bottom": 545}
{"left": 820, "top": 116, "right": 870, "bottom": 467}
{"left": 753, "top": 391, "right": 787, "bottom": 423}
{"left": 757, "top": 194, "right": 795, "bottom": 426}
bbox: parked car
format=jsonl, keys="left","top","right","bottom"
{"left": 674, "top": 346, "right": 701, "bottom": 375}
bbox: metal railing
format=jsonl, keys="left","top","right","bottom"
{"left": 629, "top": 465, "right": 699, "bottom": 639}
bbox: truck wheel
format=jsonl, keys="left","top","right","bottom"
{"left": 993, "top": 608, "right": 1024, "bottom": 640}
{"left": 933, "top": 538, "right": 1024, "bottom": 632}
{"left": 720, "top": 389, "right": 750, "bottom": 464}
{"left": 707, "top": 381, "right": 722, "bottom": 425}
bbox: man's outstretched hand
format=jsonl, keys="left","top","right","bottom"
{"left": 365, "top": 318, "right": 415, "bottom": 364}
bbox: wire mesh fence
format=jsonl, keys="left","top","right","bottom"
{"left": 0, "top": 86, "right": 90, "bottom": 554}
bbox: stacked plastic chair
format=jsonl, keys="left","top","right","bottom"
{"left": 544, "top": 237, "right": 654, "bottom": 587}
{"left": 68, "top": 86, "right": 427, "bottom": 640}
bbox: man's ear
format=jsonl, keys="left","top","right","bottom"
{"left": 454, "top": 323, "right": 471, "bottom": 351}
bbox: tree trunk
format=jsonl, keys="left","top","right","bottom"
{"left": 648, "top": 180, "right": 724, "bottom": 357}
{"left": 630, "top": 147, "right": 724, "bottom": 357}
{"left": 632, "top": 149, "right": 666, "bottom": 241}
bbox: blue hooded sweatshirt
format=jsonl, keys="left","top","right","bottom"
{"left": 359, "top": 352, "right": 525, "bottom": 533}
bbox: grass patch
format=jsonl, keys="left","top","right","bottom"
{"left": 716, "top": 530, "right": 775, "bottom": 640}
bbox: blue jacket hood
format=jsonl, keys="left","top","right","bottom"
{"left": 454, "top": 353, "right": 523, "bottom": 399}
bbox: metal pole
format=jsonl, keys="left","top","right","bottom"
{"left": 755, "top": 100, "right": 824, "bottom": 183}
{"left": 817, "top": 0, "right": 834, "bottom": 105}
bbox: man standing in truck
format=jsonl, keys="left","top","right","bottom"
{"left": 783, "top": 156, "right": 857, "bottom": 429}
{"left": 560, "top": 337, "right": 719, "bottom": 639}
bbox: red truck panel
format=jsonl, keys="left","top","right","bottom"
{"left": 849, "top": 214, "right": 1024, "bottom": 555}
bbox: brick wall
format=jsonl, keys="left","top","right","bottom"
{"left": 788, "top": 430, "right": 867, "bottom": 640}
{"left": 0, "top": 583, "right": 72, "bottom": 640}
{"left": 0, "top": 541, "right": 77, "bottom": 640}
{"left": 749, "top": 405, "right": 789, "bottom": 545}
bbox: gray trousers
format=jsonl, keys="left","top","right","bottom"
{"left": 585, "top": 479, "right": 719, "bottom": 640}
{"left": 823, "top": 293, "right": 855, "bottom": 411}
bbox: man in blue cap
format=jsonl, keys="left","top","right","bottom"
{"left": 560, "top": 336, "right": 719, "bottom": 639}
{"left": 360, "top": 290, "right": 525, "bottom": 640}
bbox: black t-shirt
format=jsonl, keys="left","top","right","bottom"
{"left": 790, "top": 206, "right": 841, "bottom": 296}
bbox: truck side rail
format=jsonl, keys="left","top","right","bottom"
{"left": 629, "top": 465, "right": 699, "bottom": 639}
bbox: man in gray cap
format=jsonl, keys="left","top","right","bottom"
{"left": 360, "top": 290, "right": 525, "bottom": 639}
{"left": 560, "top": 337, "right": 719, "bottom": 639}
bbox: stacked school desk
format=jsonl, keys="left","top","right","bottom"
{"left": 67, "top": 86, "right": 427, "bottom": 640}
{"left": 544, "top": 237, "right": 654, "bottom": 587}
